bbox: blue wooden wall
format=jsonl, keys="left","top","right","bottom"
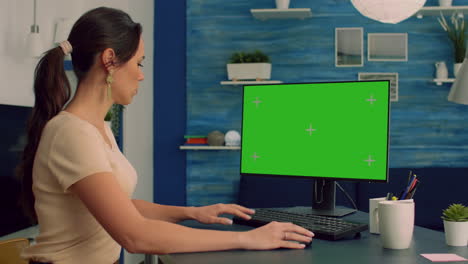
{"left": 154, "top": 0, "right": 187, "bottom": 206}
{"left": 185, "top": 0, "right": 468, "bottom": 206}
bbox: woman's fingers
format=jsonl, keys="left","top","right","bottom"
{"left": 241, "top": 221, "right": 313, "bottom": 250}
{"left": 275, "top": 222, "right": 313, "bottom": 248}
{"left": 283, "top": 231, "right": 313, "bottom": 244}
{"left": 213, "top": 217, "right": 233, "bottom": 225}
{"left": 230, "top": 204, "right": 255, "bottom": 215}
{"left": 283, "top": 222, "right": 315, "bottom": 238}
{"left": 219, "top": 204, "right": 253, "bottom": 220}
{"left": 281, "top": 241, "right": 307, "bottom": 249}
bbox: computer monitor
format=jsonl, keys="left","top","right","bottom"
{"left": 240, "top": 80, "right": 390, "bottom": 217}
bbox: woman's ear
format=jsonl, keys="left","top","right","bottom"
{"left": 101, "top": 48, "right": 116, "bottom": 72}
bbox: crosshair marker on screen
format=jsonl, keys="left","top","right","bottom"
{"left": 305, "top": 124, "right": 317, "bottom": 136}
{"left": 366, "top": 94, "right": 377, "bottom": 105}
{"left": 251, "top": 152, "right": 260, "bottom": 161}
{"left": 252, "top": 97, "right": 262, "bottom": 108}
{"left": 364, "top": 155, "right": 376, "bottom": 166}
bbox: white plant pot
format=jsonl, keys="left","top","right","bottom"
{"left": 276, "top": 0, "right": 290, "bottom": 9}
{"left": 227, "top": 63, "right": 272, "bottom": 81}
{"left": 454, "top": 62, "right": 463, "bottom": 77}
{"left": 438, "top": 0, "right": 453, "bottom": 7}
{"left": 443, "top": 220, "right": 468, "bottom": 246}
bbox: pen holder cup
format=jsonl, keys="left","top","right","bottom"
{"left": 378, "top": 200, "right": 415, "bottom": 249}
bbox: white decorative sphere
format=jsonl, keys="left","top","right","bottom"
{"left": 224, "top": 130, "right": 241, "bottom": 146}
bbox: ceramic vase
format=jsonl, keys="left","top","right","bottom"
{"left": 439, "top": 0, "right": 453, "bottom": 7}
{"left": 435, "top": 61, "right": 448, "bottom": 79}
{"left": 443, "top": 220, "right": 468, "bottom": 246}
{"left": 275, "top": 0, "right": 290, "bottom": 9}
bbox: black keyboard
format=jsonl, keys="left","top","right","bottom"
{"left": 233, "top": 208, "right": 368, "bottom": 241}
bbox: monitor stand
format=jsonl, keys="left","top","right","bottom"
{"left": 311, "top": 179, "right": 356, "bottom": 217}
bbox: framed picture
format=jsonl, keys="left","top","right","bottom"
{"left": 368, "top": 33, "right": 408, "bottom": 61}
{"left": 335, "top": 27, "right": 363, "bottom": 67}
{"left": 358, "top": 72, "right": 399, "bottom": 102}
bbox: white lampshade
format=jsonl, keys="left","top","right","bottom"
{"left": 351, "top": 0, "right": 426, "bottom": 24}
{"left": 27, "top": 31, "right": 43, "bottom": 58}
{"left": 448, "top": 59, "right": 468, "bottom": 104}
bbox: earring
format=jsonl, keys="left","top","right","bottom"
{"left": 106, "top": 70, "right": 114, "bottom": 100}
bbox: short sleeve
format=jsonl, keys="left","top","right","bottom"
{"left": 48, "top": 121, "right": 113, "bottom": 192}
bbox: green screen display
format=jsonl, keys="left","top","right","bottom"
{"left": 241, "top": 81, "right": 390, "bottom": 182}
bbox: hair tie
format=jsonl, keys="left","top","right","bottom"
{"left": 59, "top": 40, "right": 73, "bottom": 55}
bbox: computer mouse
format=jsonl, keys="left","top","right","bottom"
{"left": 303, "top": 239, "right": 312, "bottom": 248}
{"left": 292, "top": 239, "right": 312, "bottom": 248}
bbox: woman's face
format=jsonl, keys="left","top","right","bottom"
{"left": 112, "top": 37, "right": 145, "bottom": 105}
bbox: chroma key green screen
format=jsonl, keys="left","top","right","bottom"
{"left": 240, "top": 81, "right": 390, "bottom": 182}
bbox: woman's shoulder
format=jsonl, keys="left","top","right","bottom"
{"left": 44, "top": 111, "right": 98, "bottom": 139}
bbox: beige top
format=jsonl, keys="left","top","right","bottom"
{"left": 22, "top": 111, "right": 137, "bottom": 264}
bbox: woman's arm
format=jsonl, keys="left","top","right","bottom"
{"left": 70, "top": 172, "right": 314, "bottom": 255}
{"left": 132, "top": 199, "right": 194, "bottom": 222}
{"left": 132, "top": 199, "right": 255, "bottom": 224}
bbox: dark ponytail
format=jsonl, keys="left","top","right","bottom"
{"left": 16, "top": 47, "right": 71, "bottom": 221}
{"left": 16, "top": 6, "right": 142, "bottom": 222}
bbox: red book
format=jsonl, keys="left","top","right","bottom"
{"left": 186, "top": 138, "right": 208, "bottom": 144}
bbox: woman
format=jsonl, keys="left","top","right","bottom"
{"left": 17, "top": 7, "right": 314, "bottom": 264}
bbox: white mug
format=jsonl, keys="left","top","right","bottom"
{"left": 369, "top": 197, "right": 386, "bottom": 234}
{"left": 378, "top": 200, "right": 415, "bottom": 249}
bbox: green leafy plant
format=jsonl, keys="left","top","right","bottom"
{"left": 104, "top": 110, "right": 113, "bottom": 121}
{"left": 438, "top": 12, "right": 467, "bottom": 63}
{"left": 441, "top": 203, "right": 468, "bottom": 222}
{"left": 104, "top": 104, "right": 125, "bottom": 136}
{"left": 229, "top": 50, "right": 270, "bottom": 63}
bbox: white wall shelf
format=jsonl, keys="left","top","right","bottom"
{"left": 251, "top": 8, "right": 312, "bottom": 20}
{"left": 415, "top": 6, "right": 468, "bottom": 18}
{"left": 221, "top": 80, "right": 283, "bottom": 85}
{"left": 179, "top": 145, "right": 241, "bottom": 150}
{"left": 433, "top": 78, "right": 455, "bottom": 85}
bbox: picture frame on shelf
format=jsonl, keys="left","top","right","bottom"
{"left": 368, "top": 33, "right": 408, "bottom": 61}
{"left": 358, "top": 72, "right": 399, "bottom": 102}
{"left": 335, "top": 27, "right": 364, "bottom": 67}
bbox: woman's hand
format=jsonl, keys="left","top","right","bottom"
{"left": 239, "top": 221, "right": 314, "bottom": 250}
{"left": 192, "top": 203, "right": 255, "bottom": 225}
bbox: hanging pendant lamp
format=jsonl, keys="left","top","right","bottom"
{"left": 26, "top": 0, "right": 43, "bottom": 57}
{"left": 351, "top": 0, "right": 427, "bottom": 24}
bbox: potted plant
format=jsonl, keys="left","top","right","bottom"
{"left": 226, "top": 50, "right": 271, "bottom": 81}
{"left": 438, "top": 13, "right": 467, "bottom": 77}
{"left": 104, "top": 104, "right": 125, "bottom": 137}
{"left": 441, "top": 203, "right": 468, "bottom": 246}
